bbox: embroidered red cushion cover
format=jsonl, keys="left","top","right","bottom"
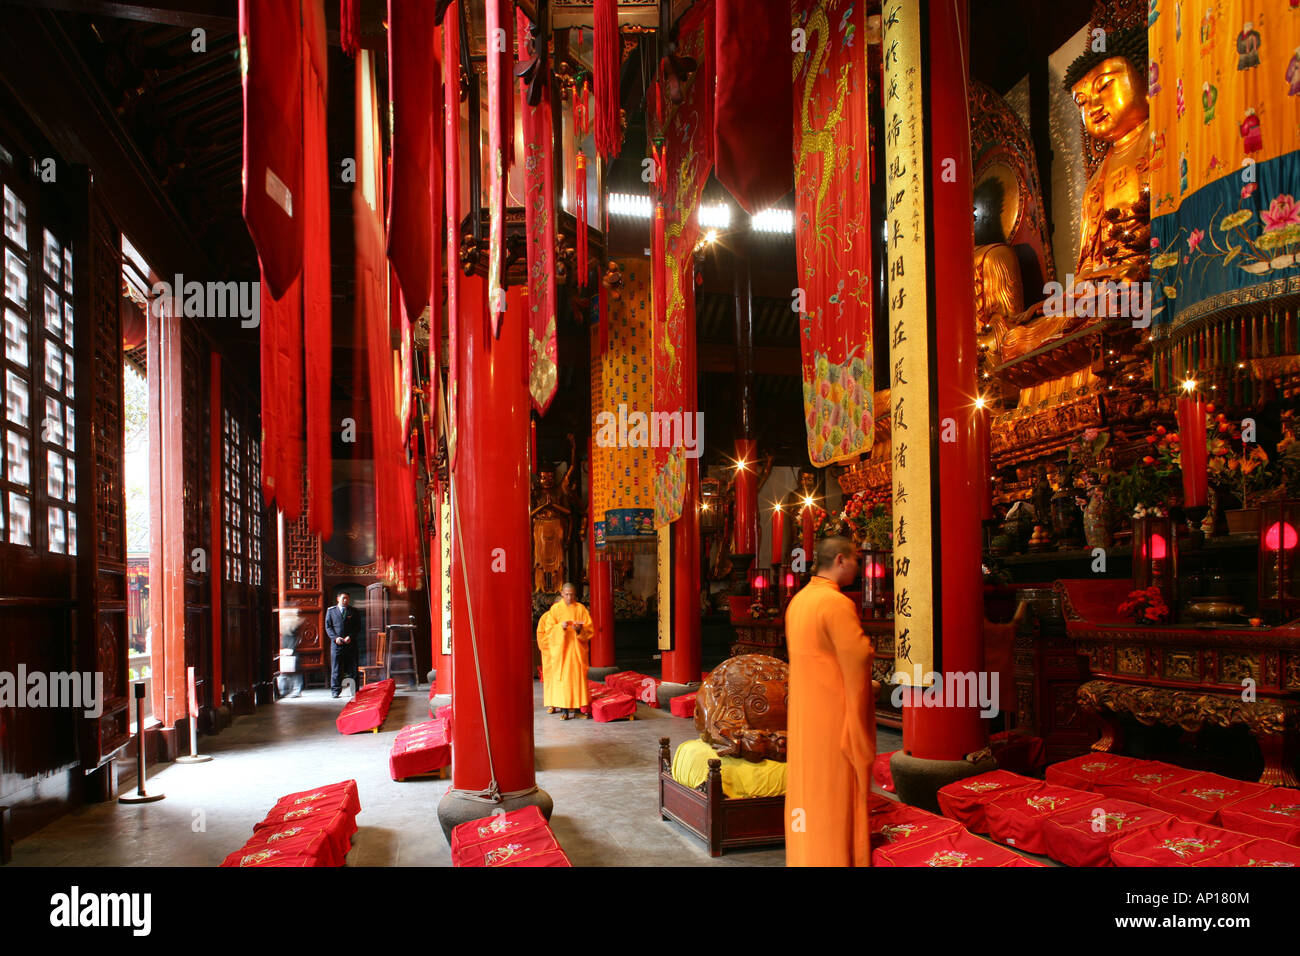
{"left": 984, "top": 783, "right": 1096, "bottom": 855}
{"left": 1143, "top": 771, "right": 1271, "bottom": 825}
{"left": 936, "top": 770, "right": 1039, "bottom": 833}
{"left": 592, "top": 692, "right": 637, "bottom": 722}
{"left": 450, "top": 806, "right": 549, "bottom": 853}
{"left": 1044, "top": 753, "right": 1148, "bottom": 792}
{"left": 1109, "top": 817, "right": 1254, "bottom": 867}
{"left": 875, "top": 828, "right": 1029, "bottom": 867}
{"left": 1040, "top": 798, "right": 1173, "bottom": 868}
{"left": 670, "top": 693, "right": 697, "bottom": 718}
{"left": 1218, "top": 787, "right": 1300, "bottom": 846}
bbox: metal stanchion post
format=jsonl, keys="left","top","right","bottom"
{"left": 118, "top": 682, "right": 165, "bottom": 804}
{"left": 175, "top": 666, "right": 212, "bottom": 764}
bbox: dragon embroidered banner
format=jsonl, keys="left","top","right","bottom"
{"left": 652, "top": 0, "right": 713, "bottom": 528}
{"left": 520, "top": 9, "right": 558, "bottom": 414}
{"left": 792, "top": 0, "right": 875, "bottom": 467}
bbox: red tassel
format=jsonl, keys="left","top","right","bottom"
{"left": 341, "top": 0, "right": 360, "bottom": 57}
{"left": 594, "top": 0, "right": 621, "bottom": 161}
{"left": 575, "top": 80, "right": 590, "bottom": 289}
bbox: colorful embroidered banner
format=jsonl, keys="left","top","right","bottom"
{"left": 1149, "top": 2, "right": 1300, "bottom": 334}
{"left": 882, "top": 0, "right": 935, "bottom": 684}
{"left": 792, "top": 0, "right": 875, "bottom": 467}
{"left": 652, "top": 0, "right": 713, "bottom": 528}
{"left": 519, "top": 8, "right": 558, "bottom": 414}
{"left": 591, "top": 260, "right": 655, "bottom": 546}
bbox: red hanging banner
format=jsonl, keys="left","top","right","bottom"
{"left": 651, "top": 0, "right": 714, "bottom": 528}
{"left": 386, "top": 0, "right": 437, "bottom": 321}
{"left": 485, "top": 0, "right": 512, "bottom": 336}
{"left": 444, "top": 1, "right": 461, "bottom": 469}
{"left": 303, "top": 0, "right": 332, "bottom": 539}
{"left": 792, "top": 0, "right": 875, "bottom": 466}
{"left": 714, "top": 0, "right": 793, "bottom": 214}
{"left": 518, "top": 9, "right": 558, "bottom": 415}
{"left": 593, "top": 0, "right": 622, "bottom": 161}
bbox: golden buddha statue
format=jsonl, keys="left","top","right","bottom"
{"left": 983, "top": 28, "right": 1150, "bottom": 367}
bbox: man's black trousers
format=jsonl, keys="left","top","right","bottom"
{"left": 331, "top": 640, "right": 360, "bottom": 694}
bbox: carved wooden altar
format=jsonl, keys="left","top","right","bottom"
{"left": 1056, "top": 579, "right": 1300, "bottom": 787}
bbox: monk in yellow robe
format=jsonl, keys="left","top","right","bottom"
{"left": 784, "top": 537, "right": 876, "bottom": 866}
{"left": 535, "top": 582, "right": 594, "bottom": 719}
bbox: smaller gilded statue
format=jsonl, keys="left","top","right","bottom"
{"left": 531, "top": 436, "right": 578, "bottom": 595}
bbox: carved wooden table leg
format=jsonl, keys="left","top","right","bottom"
{"left": 1255, "top": 730, "right": 1300, "bottom": 788}
{"left": 1089, "top": 707, "right": 1124, "bottom": 754}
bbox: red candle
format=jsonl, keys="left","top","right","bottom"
{"left": 801, "top": 504, "right": 815, "bottom": 561}
{"left": 770, "top": 505, "right": 785, "bottom": 565}
{"left": 1176, "top": 392, "right": 1209, "bottom": 508}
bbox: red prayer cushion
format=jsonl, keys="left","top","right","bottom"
{"left": 870, "top": 803, "right": 962, "bottom": 860}
{"left": 270, "top": 780, "right": 360, "bottom": 818}
{"left": 1044, "top": 753, "right": 1148, "bottom": 792}
{"left": 873, "top": 751, "right": 897, "bottom": 793}
{"left": 1218, "top": 787, "right": 1300, "bottom": 846}
{"left": 389, "top": 718, "right": 452, "bottom": 780}
{"left": 985, "top": 783, "right": 1096, "bottom": 855}
{"left": 508, "top": 848, "right": 572, "bottom": 867}
{"left": 1092, "top": 761, "right": 1202, "bottom": 805}
{"left": 936, "top": 771, "right": 1039, "bottom": 833}
{"left": 1040, "top": 798, "right": 1173, "bottom": 868}
{"left": 1191, "top": 836, "right": 1300, "bottom": 867}
{"left": 451, "top": 806, "right": 550, "bottom": 854}
{"left": 670, "top": 693, "right": 697, "bottom": 718}
{"left": 254, "top": 804, "right": 357, "bottom": 863}
{"left": 1110, "top": 818, "right": 1254, "bottom": 867}
{"left": 1143, "top": 772, "right": 1271, "bottom": 825}
{"left": 875, "top": 828, "right": 1030, "bottom": 867}
{"left": 222, "top": 827, "right": 337, "bottom": 868}
{"left": 453, "top": 827, "right": 559, "bottom": 867}
{"left": 592, "top": 692, "right": 637, "bottom": 722}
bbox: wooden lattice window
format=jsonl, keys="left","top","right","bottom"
{"left": 40, "top": 227, "right": 76, "bottom": 555}
{"left": 1, "top": 178, "right": 33, "bottom": 546}
{"left": 222, "top": 408, "right": 245, "bottom": 583}
{"left": 246, "top": 432, "right": 263, "bottom": 587}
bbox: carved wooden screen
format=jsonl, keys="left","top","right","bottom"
{"left": 2, "top": 176, "right": 35, "bottom": 546}
{"left": 282, "top": 481, "right": 324, "bottom": 672}
{"left": 77, "top": 187, "right": 129, "bottom": 768}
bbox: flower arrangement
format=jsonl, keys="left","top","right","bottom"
{"left": 1118, "top": 586, "right": 1171, "bottom": 624}
{"left": 839, "top": 488, "right": 892, "bottom": 546}
{"left": 1205, "top": 405, "right": 1275, "bottom": 508}
{"left": 1110, "top": 425, "right": 1182, "bottom": 517}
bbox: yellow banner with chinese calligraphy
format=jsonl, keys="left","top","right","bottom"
{"left": 792, "top": 0, "right": 875, "bottom": 467}
{"left": 883, "top": 0, "right": 934, "bottom": 686}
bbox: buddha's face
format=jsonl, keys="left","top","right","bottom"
{"left": 1072, "top": 56, "right": 1148, "bottom": 143}
{"left": 798, "top": 471, "right": 817, "bottom": 494}
{"left": 539, "top": 470, "right": 555, "bottom": 489}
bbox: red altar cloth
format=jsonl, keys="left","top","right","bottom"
{"left": 670, "top": 692, "right": 697, "bottom": 718}
{"left": 1044, "top": 753, "right": 1148, "bottom": 792}
{"left": 1218, "top": 787, "right": 1300, "bottom": 845}
{"left": 1190, "top": 836, "right": 1300, "bottom": 867}
{"left": 1040, "top": 798, "right": 1173, "bottom": 868}
{"left": 592, "top": 692, "right": 637, "bottom": 722}
{"left": 936, "top": 771, "right": 1039, "bottom": 833}
{"left": 269, "top": 780, "right": 360, "bottom": 818}
{"left": 869, "top": 802, "right": 962, "bottom": 860}
{"left": 389, "top": 718, "right": 451, "bottom": 781}
{"left": 1144, "top": 772, "right": 1271, "bottom": 825}
{"left": 984, "top": 784, "right": 1096, "bottom": 855}
{"left": 1110, "top": 817, "right": 1255, "bottom": 867}
{"left": 336, "top": 679, "right": 396, "bottom": 734}
{"left": 875, "top": 828, "right": 1042, "bottom": 867}
{"left": 450, "top": 806, "right": 549, "bottom": 853}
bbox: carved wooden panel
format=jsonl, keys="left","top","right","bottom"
{"left": 1164, "top": 649, "right": 1199, "bottom": 682}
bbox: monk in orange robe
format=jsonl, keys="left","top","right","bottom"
{"left": 784, "top": 536, "right": 877, "bottom": 866}
{"left": 535, "top": 582, "right": 594, "bottom": 719}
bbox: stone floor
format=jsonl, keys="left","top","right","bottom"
{"left": 9, "top": 681, "right": 908, "bottom": 867}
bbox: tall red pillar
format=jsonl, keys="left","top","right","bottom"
{"left": 437, "top": 279, "right": 551, "bottom": 837}
{"left": 890, "top": 0, "right": 987, "bottom": 798}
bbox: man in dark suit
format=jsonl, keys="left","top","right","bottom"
{"left": 326, "top": 591, "right": 362, "bottom": 698}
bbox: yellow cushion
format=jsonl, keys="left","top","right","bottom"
{"left": 670, "top": 738, "right": 787, "bottom": 799}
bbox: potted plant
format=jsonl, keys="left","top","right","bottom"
{"left": 1109, "top": 426, "right": 1181, "bottom": 523}
{"left": 838, "top": 489, "right": 891, "bottom": 549}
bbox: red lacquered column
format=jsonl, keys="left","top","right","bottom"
{"left": 734, "top": 437, "right": 758, "bottom": 556}
{"left": 438, "top": 279, "right": 551, "bottom": 837}
{"left": 898, "top": 0, "right": 985, "bottom": 762}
